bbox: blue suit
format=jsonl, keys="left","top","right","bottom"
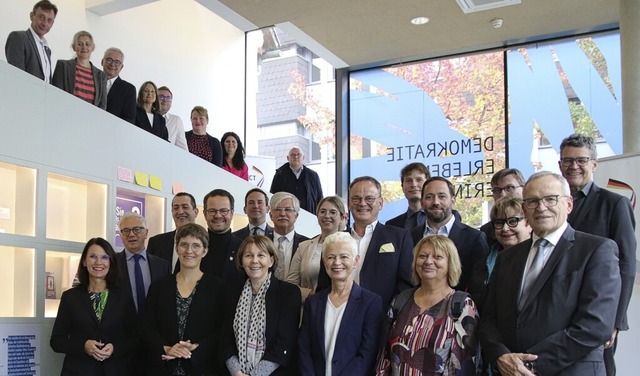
{"left": 298, "top": 283, "right": 383, "bottom": 376}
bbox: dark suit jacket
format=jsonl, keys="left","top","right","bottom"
{"left": 479, "top": 226, "right": 621, "bottom": 375}
{"left": 268, "top": 231, "right": 309, "bottom": 265}
{"left": 185, "top": 130, "right": 223, "bottom": 166}
{"left": 233, "top": 223, "right": 274, "bottom": 240}
{"left": 51, "top": 58, "right": 107, "bottom": 109}
{"left": 142, "top": 273, "right": 226, "bottom": 375}
{"left": 270, "top": 162, "right": 323, "bottom": 213}
{"left": 106, "top": 76, "right": 136, "bottom": 124}
{"left": 5, "top": 29, "right": 49, "bottom": 80}
{"left": 298, "top": 283, "right": 383, "bottom": 376}
{"left": 386, "top": 210, "right": 411, "bottom": 229}
{"left": 50, "top": 285, "right": 138, "bottom": 376}
{"left": 135, "top": 106, "right": 169, "bottom": 141}
{"left": 317, "top": 223, "right": 414, "bottom": 309}
{"left": 147, "top": 230, "right": 176, "bottom": 270}
{"left": 116, "top": 250, "right": 171, "bottom": 310}
{"left": 222, "top": 275, "right": 301, "bottom": 376}
{"left": 568, "top": 183, "right": 636, "bottom": 331}
{"left": 479, "top": 220, "right": 498, "bottom": 248}
{"left": 411, "top": 218, "right": 489, "bottom": 291}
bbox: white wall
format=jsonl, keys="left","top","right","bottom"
{"left": 1, "top": 0, "right": 246, "bottom": 139}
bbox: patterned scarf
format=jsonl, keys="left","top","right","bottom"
{"left": 234, "top": 273, "right": 271, "bottom": 374}
{"left": 89, "top": 290, "right": 109, "bottom": 322}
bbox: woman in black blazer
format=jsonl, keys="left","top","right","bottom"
{"left": 50, "top": 237, "right": 137, "bottom": 376}
{"left": 223, "top": 235, "right": 301, "bottom": 376}
{"left": 142, "top": 223, "right": 226, "bottom": 375}
{"left": 134, "top": 81, "right": 169, "bottom": 141}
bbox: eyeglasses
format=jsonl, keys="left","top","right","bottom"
{"left": 492, "top": 216, "right": 525, "bottom": 229}
{"left": 158, "top": 95, "right": 172, "bottom": 102}
{"left": 491, "top": 185, "right": 522, "bottom": 195}
{"left": 318, "top": 208, "right": 340, "bottom": 218}
{"left": 350, "top": 196, "right": 380, "bottom": 205}
{"left": 560, "top": 157, "right": 592, "bottom": 167}
{"left": 205, "top": 208, "right": 231, "bottom": 216}
{"left": 273, "top": 207, "right": 296, "bottom": 213}
{"left": 523, "top": 195, "right": 566, "bottom": 209}
{"left": 120, "top": 226, "right": 145, "bottom": 236}
{"left": 104, "top": 57, "right": 122, "bottom": 66}
{"left": 178, "top": 242, "right": 204, "bottom": 252}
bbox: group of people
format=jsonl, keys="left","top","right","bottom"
{"left": 5, "top": 0, "right": 250, "bottom": 181}
{"left": 47, "top": 132, "right": 634, "bottom": 376}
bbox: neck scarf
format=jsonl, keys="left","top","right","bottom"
{"left": 89, "top": 290, "right": 109, "bottom": 322}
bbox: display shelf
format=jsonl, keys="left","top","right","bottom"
{"left": 0, "top": 162, "right": 36, "bottom": 236}
{"left": 0, "top": 246, "right": 35, "bottom": 317}
{"left": 46, "top": 174, "right": 107, "bottom": 242}
{"left": 44, "top": 250, "right": 82, "bottom": 318}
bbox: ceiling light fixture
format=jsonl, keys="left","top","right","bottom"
{"left": 491, "top": 18, "right": 504, "bottom": 28}
{"left": 410, "top": 16, "right": 430, "bottom": 25}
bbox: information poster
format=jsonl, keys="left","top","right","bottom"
{"left": 0, "top": 324, "right": 39, "bottom": 376}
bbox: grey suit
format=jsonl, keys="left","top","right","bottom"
{"left": 52, "top": 58, "right": 107, "bottom": 109}
{"left": 479, "top": 225, "right": 621, "bottom": 375}
{"left": 5, "top": 29, "right": 50, "bottom": 80}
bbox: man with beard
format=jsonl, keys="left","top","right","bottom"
{"left": 233, "top": 188, "right": 273, "bottom": 239}
{"left": 268, "top": 191, "right": 309, "bottom": 279}
{"left": 411, "top": 176, "right": 489, "bottom": 290}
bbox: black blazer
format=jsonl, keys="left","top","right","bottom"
{"left": 479, "top": 226, "right": 621, "bottom": 375}
{"left": 106, "top": 76, "right": 136, "bottom": 124}
{"left": 142, "top": 273, "right": 226, "bottom": 375}
{"left": 5, "top": 29, "right": 49, "bottom": 80}
{"left": 50, "top": 285, "right": 138, "bottom": 375}
{"left": 116, "top": 250, "right": 171, "bottom": 310}
{"left": 298, "top": 283, "right": 383, "bottom": 376}
{"left": 146, "top": 230, "right": 176, "bottom": 270}
{"left": 411, "top": 218, "right": 489, "bottom": 291}
{"left": 135, "top": 106, "right": 169, "bottom": 141}
{"left": 52, "top": 58, "right": 107, "bottom": 109}
{"left": 567, "top": 183, "right": 636, "bottom": 331}
{"left": 233, "top": 223, "right": 274, "bottom": 240}
{"left": 317, "top": 223, "right": 414, "bottom": 309}
{"left": 222, "top": 275, "right": 301, "bottom": 376}
{"left": 185, "top": 130, "right": 223, "bottom": 166}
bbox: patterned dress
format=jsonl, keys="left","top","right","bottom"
{"left": 377, "top": 291, "right": 478, "bottom": 376}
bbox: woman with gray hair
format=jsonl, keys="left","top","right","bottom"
{"left": 52, "top": 30, "right": 107, "bottom": 109}
{"left": 298, "top": 232, "right": 383, "bottom": 375}
{"left": 286, "top": 196, "right": 349, "bottom": 303}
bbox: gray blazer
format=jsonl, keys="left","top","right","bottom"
{"left": 52, "top": 58, "right": 107, "bottom": 109}
{"left": 5, "top": 29, "right": 49, "bottom": 81}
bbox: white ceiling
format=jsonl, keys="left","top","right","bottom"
{"left": 202, "top": 0, "right": 619, "bottom": 69}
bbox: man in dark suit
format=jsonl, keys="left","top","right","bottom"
{"left": 5, "top": 1, "right": 57, "bottom": 82}
{"left": 386, "top": 162, "right": 430, "bottom": 230}
{"left": 270, "top": 147, "right": 323, "bottom": 213}
{"left": 318, "top": 176, "right": 414, "bottom": 308}
{"left": 101, "top": 47, "right": 136, "bottom": 124}
{"left": 233, "top": 188, "right": 273, "bottom": 240}
{"left": 479, "top": 168, "right": 525, "bottom": 247}
{"left": 559, "top": 133, "right": 636, "bottom": 375}
{"left": 200, "top": 189, "right": 246, "bottom": 290}
{"left": 411, "top": 176, "right": 489, "bottom": 291}
{"left": 267, "top": 191, "right": 309, "bottom": 280}
{"left": 116, "top": 212, "right": 170, "bottom": 314}
{"left": 147, "top": 192, "right": 199, "bottom": 272}
{"left": 479, "top": 171, "right": 621, "bottom": 375}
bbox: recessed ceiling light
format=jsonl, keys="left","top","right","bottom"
{"left": 410, "top": 16, "right": 430, "bottom": 25}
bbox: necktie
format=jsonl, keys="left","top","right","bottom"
{"left": 518, "top": 238, "right": 549, "bottom": 310}
{"left": 106, "top": 79, "right": 112, "bottom": 94}
{"left": 43, "top": 45, "right": 51, "bottom": 62}
{"left": 275, "top": 236, "right": 286, "bottom": 279}
{"left": 133, "top": 254, "right": 146, "bottom": 312}
{"left": 252, "top": 227, "right": 259, "bottom": 235}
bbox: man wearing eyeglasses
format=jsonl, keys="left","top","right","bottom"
{"left": 480, "top": 168, "right": 525, "bottom": 247}
{"left": 558, "top": 133, "right": 635, "bottom": 376}
{"left": 147, "top": 192, "right": 199, "bottom": 272}
{"left": 317, "top": 176, "right": 413, "bottom": 308}
{"left": 199, "top": 189, "right": 246, "bottom": 290}
{"left": 480, "top": 171, "right": 621, "bottom": 376}
{"left": 270, "top": 147, "right": 323, "bottom": 214}
{"left": 157, "top": 86, "right": 188, "bottom": 150}
{"left": 116, "top": 212, "right": 171, "bottom": 314}
{"left": 411, "top": 176, "right": 489, "bottom": 291}
{"left": 101, "top": 47, "right": 136, "bottom": 124}
{"left": 268, "top": 192, "right": 309, "bottom": 279}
